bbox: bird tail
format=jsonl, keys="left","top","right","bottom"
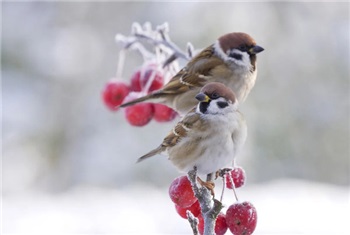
{"left": 120, "top": 92, "right": 163, "bottom": 108}
{"left": 120, "top": 94, "right": 151, "bottom": 108}
{"left": 136, "top": 146, "right": 164, "bottom": 163}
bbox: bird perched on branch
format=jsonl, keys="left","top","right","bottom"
{"left": 137, "top": 82, "right": 247, "bottom": 191}
{"left": 121, "top": 32, "right": 264, "bottom": 115}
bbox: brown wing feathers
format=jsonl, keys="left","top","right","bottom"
{"left": 120, "top": 46, "right": 219, "bottom": 108}
{"left": 136, "top": 123, "right": 185, "bottom": 163}
{"left": 136, "top": 111, "right": 200, "bottom": 163}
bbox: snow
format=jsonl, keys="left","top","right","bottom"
{"left": 2, "top": 179, "right": 349, "bottom": 234}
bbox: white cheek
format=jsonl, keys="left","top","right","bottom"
{"left": 213, "top": 40, "right": 228, "bottom": 60}
{"left": 207, "top": 102, "right": 221, "bottom": 114}
{"left": 206, "top": 99, "right": 236, "bottom": 115}
{"left": 213, "top": 42, "right": 252, "bottom": 71}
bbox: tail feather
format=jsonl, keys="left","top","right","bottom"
{"left": 120, "top": 94, "right": 153, "bottom": 108}
{"left": 120, "top": 92, "right": 166, "bottom": 108}
{"left": 136, "top": 145, "right": 165, "bottom": 163}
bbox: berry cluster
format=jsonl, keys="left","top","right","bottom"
{"left": 169, "top": 167, "right": 257, "bottom": 235}
{"left": 102, "top": 63, "right": 178, "bottom": 126}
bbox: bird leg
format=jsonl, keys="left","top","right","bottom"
{"left": 215, "top": 168, "right": 233, "bottom": 179}
{"left": 197, "top": 173, "right": 215, "bottom": 196}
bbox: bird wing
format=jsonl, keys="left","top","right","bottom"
{"left": 121, "top": 46, "right": 222, "bottom": 108}
{"left": 160, "top": 46, "right": 223, "bottom": 94}
{"left": 137, "top": 108, "right": 202, "bottom": 162}
{"left": 162, "top": 108, "right": 201, "bottom": 147}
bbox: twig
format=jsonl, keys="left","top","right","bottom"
{"left": 187, "top": 211, "right": 199, "bottom": 235}
{"left": 133, "top": 30, "right": 190, "bottom": 61}
{"left": 188, "top": 168, "right": 224, "bottom": 235}
{"left": 115, "top": 22, "right": 192, "bottom": 69}
{"left": 116, "top": 49, "right": 125, "bottom": 79}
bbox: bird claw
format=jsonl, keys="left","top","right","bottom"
{"left": 197, "top": 176, "right": 215, "bottom": 196}
{"left": 215, "top": 168, "right": 233, "bottom": 179}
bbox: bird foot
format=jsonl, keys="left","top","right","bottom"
{"left": 197, "top": 176, "right": 215, "bottom": 196}
{"left": 215, "top": 168, "right": 233, "bottom": 179}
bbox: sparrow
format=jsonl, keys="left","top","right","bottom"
{"left": 121, "top": 32, "right": 264, "bottom": 115}
{"left": 137, "top": 82, "right": 247, "bottom": 190}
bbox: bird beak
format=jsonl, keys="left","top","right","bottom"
{"left": 195, "top": 93, "right": 210, "bottom": 102}
{"left": 249, "top": 45, "right": 264, "bottom": 54}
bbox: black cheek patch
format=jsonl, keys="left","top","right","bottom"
{"left": 230, "top": 53, "right": 242, "bottom": 60}
{"left": 217, "top": 101, "right": 228, "bottom": 109}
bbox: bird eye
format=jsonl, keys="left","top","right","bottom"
{"left": 238, "top": 45, "right": 247, "bottom": 51}
{"left": 211, "top": 93, "right": 219, "bottom": 99}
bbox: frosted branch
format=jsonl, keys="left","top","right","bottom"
{"left": 115, "top": 22, "right": 193, "bottom": 70}
{"left": 188, "top": 168, "right": 224, "bottom": 235}
{"left": 187, "top": 211, "right": 199, "bottom": 235}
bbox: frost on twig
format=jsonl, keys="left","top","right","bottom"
{"left": 115, "top": 22, "right": 194, "bottom": 69}
{"left": 114, "top": 22, "right": 198, "bottom": 85}
{"left": 187, "top": 210, "right": 199, "bottom": 235}
{"left": 188, "top": 168, "right": 224, "bottom": 235}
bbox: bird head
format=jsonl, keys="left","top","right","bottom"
{"left": 195, "top": 82, "right": 238, "bottom": 114}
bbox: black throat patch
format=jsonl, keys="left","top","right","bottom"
{"left": 199, "top": 101, "right": 210, "bottom": 114}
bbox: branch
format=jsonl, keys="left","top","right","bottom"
{"left": 133, "top": 24, "right": 190, "bottom": 61}
{"left": 115, "top": 22, "right": 192, "bottom": 70}
{"left": 187, "top": 211, "right": 199, "bottom": 235}
{"left": 188, "top": 168, "right": 224, "bottom": 235}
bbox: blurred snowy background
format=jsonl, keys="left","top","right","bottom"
{"left": 2, "top": 1, "right": 349, "bottom": 234}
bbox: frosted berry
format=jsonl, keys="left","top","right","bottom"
{"left": 130, "top": 64, "right": 164, "bottom": 93}
{"left": 141, "top": 66, "right": 163, "bottom": 92}
{"left": 215, "top": 213, "right": 229, "bottom": 235}
{"left": 226, "top": 201, "right": 257, "bottom": 235}
{"left": 225, "top": 166, "right": 246, "bottom": 189}
{"left": 175, "top": 200, "right": 201, "bottom": 219}
{"left": 130, "top": 71, "right": 142, "bottom": 92}
{"left": 197, "top": 213, "right": 228, "bottom": 235}
{"left": 102, "top": 81, "right": 130, "bottom": 111}
{"left": 124, "top": 92, "right": 154, "bottom": 127}
{"left": 153, "top": 104, "right": 178, "bottom": 122}
{"left": 169, "top": 175, "right": 197, "bottom": 208}
{"left": 197, "top": 214, "right": 204, "bottom": 235}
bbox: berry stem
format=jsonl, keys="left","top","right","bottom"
{"left": 220, "top": 177, "right": 225, "bottom": 203}
{"left": 232, "top": 184, "right": 239, "bottom": 202}
{"left": 227, "top": 172, "right": 239, "bottom": 201}
{"left": 116, "top": 49, "right": 126, "bottom": 79}
{"left": 133, "top": 42, "right": 155, "bottom": 61}
{"left": 142, "top": 65, "right": 157, "bottom": 94}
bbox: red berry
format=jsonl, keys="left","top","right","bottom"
{"left": 169, "top": 175, "right": 197, "bottom": 208}
{"left": 175, "top": 200, "right": 201, "bottom": 219}
{"left": 130, "top": 71, "right": 142, "bottom": 92}
{"left": 226, "top": 201, "right": 257, "bottom": 235}
{"left": 197, "top": 213, "right": 228, "bottom": 235}
{"left": 197, "top": 214, "right": 204, "bottom": 234}
{"left": 215, "top": 213, "right": 229, "bottom": 235}
{"left": 225, "top": 166, "right": 246, "bottom": 189}
{"left": 153, "top": 104, "right": 178, "bottom": 122}
{"left": 124, "top": 93, "right": 154, "bottom": 127}
{"left": 102, "top": 81, "right": 130, "bottom": 111}
{"left": 130, "top": 64, "right": 164, "bottom": 93}
{"left": 141, "top": 65, "right": 163, "bottom": 92}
